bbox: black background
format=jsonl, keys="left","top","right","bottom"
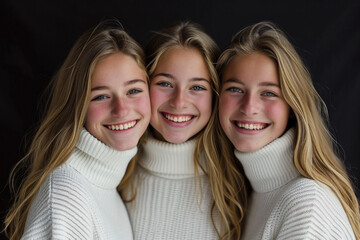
{"left": 1, "top": 1, "right": 359, "bottom": 238}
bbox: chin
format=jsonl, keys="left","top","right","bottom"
{"left": 111, "top": 143, "right": 137, "bottom": 151}
{"left": 234, "top": 142, "right": 262, "bottom": 153}
{"left": 163, "top": 135, "right": 190, "bottom": 144}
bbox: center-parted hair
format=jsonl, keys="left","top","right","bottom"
{"left": 4, "top": 19, "right": 146, "bottom": 240}
{"left": 140, "top": 21, "right": 246, "bottom": 239}
{"left": 217, "top": 21, "right": 360, "bottom": 239}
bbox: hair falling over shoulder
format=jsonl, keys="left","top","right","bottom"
{"left": 134, "top": 21, "right": 248, "bottom": 239}
{"left": 218, "top": 21, "right": 360, "bottom": 239}
{"left": 3, "top": 19, "right": 146, "bottom": 240}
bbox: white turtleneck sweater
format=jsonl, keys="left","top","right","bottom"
{"left": 126, "top": 135, "right": 220, "bottom": 240}
{"left": 235, "top": 128, "right": 355, "bottom": 240}
{"left": 22, "top": 129, "right": 137, "bottom": 240}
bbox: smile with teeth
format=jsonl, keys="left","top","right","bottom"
{"left": 235, "top": 122, "right": 267, "bottom": 130}
{"left": 163, "top": 113, "right": 193, "bottom": 123}
{"left": 106, "top": 120, "right": 137, "bottom": 130}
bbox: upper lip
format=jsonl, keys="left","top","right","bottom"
{"left": 162, "top": 112, "right": 194, "bottom": 122}
{"left": 161, "top": 112, "right": 196, "bottom": 118}
{"left": 104, "top": 120, "right": 138, "bottom": 126}
{"left": 233, "top": 120, "right": 269, "bottom": 129}
{"left": 105, "top": 121, "right": 138, "bottom": 131}
{"left": 232, "top": 119, "right": 268, "bottom": 124}
{"left": 161, "top": 111, "right": 196, "bottom": 116}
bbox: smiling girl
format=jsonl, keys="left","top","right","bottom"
{"left": 218, "top": 21, "right": 360, "bottom": 239}
{"left": 122, "top": 21, "right": 245, "bottom": 239}
{"left": 4, "top": 20, "right": 150, "bottom": 240}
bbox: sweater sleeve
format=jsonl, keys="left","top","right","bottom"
{"left": 267, "top": 179, "right": 356, "bottom": 240}
{"left": 21, "top": 167, "right": 95, "bottom": 240}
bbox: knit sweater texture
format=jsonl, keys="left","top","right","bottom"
{"left": 22, "top": 129, "right": 137, "bottom": 240}
{"left": 126, "top": 135, "right": 220, "bottom": 239}
{"left": 235, "top": 128, "right": 355, "bottom": 240}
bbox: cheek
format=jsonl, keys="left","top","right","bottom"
{"left": 85, "top": 105, "right": 104, "bottom": 126}
{"left": 219, "top": 95, "right": 234, "bottom": 121}
{"left": 150, "top": 88, "right": 166, "bottom": 110}
{"left": 196, "top": 93, "right": 213, "bottom": 117}
{"left": 266, "top": 101, "right": 290, "bottom": 126}
{"left": 133, "top": 96, "right": 151, "bottom": 117}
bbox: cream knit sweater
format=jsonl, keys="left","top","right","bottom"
{"left": 22, "top": 129, "right": 136, "bottom": 240}
{"left": 235, "top": 128, "right": 355, "bottom": 240}
{"left": 126, "top": 135, "right": 220, "bottom": 239}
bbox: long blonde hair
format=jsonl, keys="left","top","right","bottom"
{"left": 121, "top": 21, "right": 246, "bottom": 239}
{"left": 4, "top": 19, "right": 146, "bottom": 240}
{"left": 217, "top": 21, "right": 360, "bottom": 239}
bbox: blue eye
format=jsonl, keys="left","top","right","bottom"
{"left": 263, "top": 92, "right": 276, "bottom": 97}
{"left": 227, "top": 87, "right": 243, "bottom": 93}
{"left": 128, "top": 89, "right": 142, "bottom": 95}
{"left": 157, "top": 82, "right": 172, "bottom": 88}
{"left": 191, "top": 85, "right": 206, "bottom": 91}
{"left": 92, "top": 95, "right": 108, "bottom": 101}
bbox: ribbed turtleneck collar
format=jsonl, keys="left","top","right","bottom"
{"left": 138, "top": 135, "right": 204, "bottom": 179}
{"left": 235, "top": 128, "right": 300, "bottom": 193}
{"left": 66, "top": 129, "right": 137, "bottom": 189}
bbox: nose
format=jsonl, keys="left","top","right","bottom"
{"left": 111, "top": 96, "right": 130, "bottom": 117}
{"left": 240, "top": 93, "right": 260, "bottom": 116}
{"left": 169, "top": 88, "right": 187, "bottom": 109}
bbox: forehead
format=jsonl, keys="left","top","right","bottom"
{"left": 92, "top": 52, "right": 146, "bottom": 86}
{"left": 155, "top": 47, "right": 208, "bottom": 73}
{"left": 222, "top": 53, "right": 279, "bottom": 85}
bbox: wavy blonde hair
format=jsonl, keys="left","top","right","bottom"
{"left": 120, "top": 21, "right": 246, "bottom": 239}
{"left": 217, "top": 21, "right": 360, "bottom": 239}
{"left": 4, "top": 19, "right": 147, "bottom": 240}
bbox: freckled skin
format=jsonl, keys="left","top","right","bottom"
{"left": 219, "top": 53, "right": 290, "bottom": 152}
{"left": 85, "top": 52, "right": 151, "bottom": 151}
{"left": 150, "top": 47, "right": 212, "bottom": 143}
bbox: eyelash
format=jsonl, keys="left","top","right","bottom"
{"left": 156, "top": 81, "right": 172, "bottom": 88}
{"left": 91, "top": 88, "right": 143, "bottom": 101}
{"left": 262, "top": 91, "right": 277, "bottom": 97}
{"left": 225, "top": 87, "right": 278, "bottom": 98}
{"left": 191, "top": 85, "right": 206, "bottom": 91}
{"left": 128, "top": 89, "right": 142, "bottom": 95}
{"left": 155, "top": 82, "right": 207, "bottom": 92}
{"left": 91, "top": 95, "right": 108, "bottom": 101}
{"left": 226, "top": 87, "right": 243, "bottom": 93}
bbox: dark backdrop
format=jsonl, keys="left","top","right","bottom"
{"left": 1, "top": 0, "right": 359, "bottom": 238}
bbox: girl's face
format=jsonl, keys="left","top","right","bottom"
{"left": 85, "top": 52, "right": 151, "bottom": 151}
{"left": 219, "top": 52, "right": 290, "bottom": 152}
{"left": 150, "top": 47, "right": 212, "bottom": 143}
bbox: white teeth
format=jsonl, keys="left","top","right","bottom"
{"left": 236, "top": 122, "right": 266, "bottom": 130}
{"left": 107, "top": 121, "right": 136, "bottom": 130}
{"left": 164, "top": 114, "right": 192, "bottom": 123}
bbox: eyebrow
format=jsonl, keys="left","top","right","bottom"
{"left": 125, "top": 79, "right": 148, "bottom": 86}
{"left": 91, "top": 79, "right": 147, "bottom": 91}
{"left": 152, "top": 72, "right": 210, "bottom": 83}
{"left": 223, "top": 78, "right": 279, "bottom": 87}
{"left": 222, "top": 78, "right": 242, "bottom": 85}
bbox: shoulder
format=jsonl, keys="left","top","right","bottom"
{"left": 271, "top": 177, "right": 355, "bottom": 239}
{"left": 22, "top": 164, "right": 95, "bottom": 239}
{"left": 278, "top": 178, "right": 344, "bottom": 212}
{"left": 50, "top": 164, "right": 94, "bottom": 201}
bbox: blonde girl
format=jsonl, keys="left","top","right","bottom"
{"left": 4, "top": 20, "right": 151, "bottom": 240}
{"left": 218, "top": 21, "right": 360, "bottom": 239}
{"left": 122, "top": 21, "right": 245, "bottom": 239}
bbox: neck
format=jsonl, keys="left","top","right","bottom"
{"left": 67, "top": 128, "right": 137, "bottom": 188}
{"left": 235, "top": 128, "right": 300, "bottom": 192}
{"left": 138, "top": 134, "right": 205, "bottom": 179}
